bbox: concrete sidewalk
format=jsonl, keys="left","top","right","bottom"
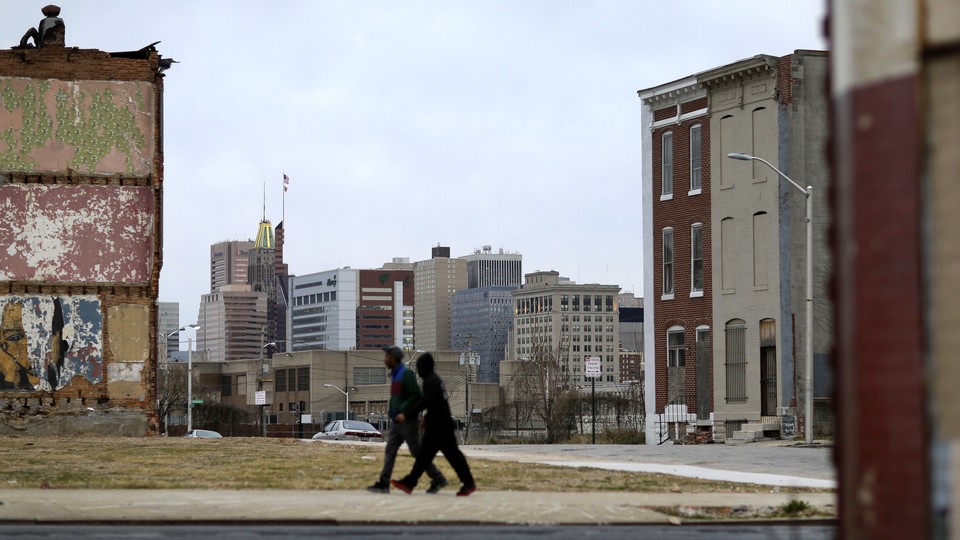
{"left": 0, "top": 489, "right": 835, "bottom": 525}
{"left": 0, "top": 442, "right": 837, "bottom": 525}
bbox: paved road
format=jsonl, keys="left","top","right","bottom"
{"left": 0, "top": 523, "right": 836, "bottom": 539}
{"left": 464, "top": 442, "right": 835, "bottom": 481}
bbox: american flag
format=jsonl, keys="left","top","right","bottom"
{"left": 283, "top": 173, "right": 289, "bottom": 192}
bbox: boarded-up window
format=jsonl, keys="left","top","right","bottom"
{"left": 725, "top": 319, "right": 747, "bottom": 403}
{"left": 354, "top": 367, "right": 387, "bottom": 385}
{"left": 721, "top": 218, "right": 735, "bottom": 291}
{"left": 753, "top": 212, "right": 769, "bottom": 287}
{"left": 297, "top": 367, "right": 310, "bottom": 391}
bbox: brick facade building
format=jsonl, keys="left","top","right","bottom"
{"left": 0, "top": 9, "right": 172, "bottom": 435}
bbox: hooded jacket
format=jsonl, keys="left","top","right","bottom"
{"left": 402, "top": 353, "right": 456, "bottom": 433}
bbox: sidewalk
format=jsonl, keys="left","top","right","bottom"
{"left": 0, "top": 442, "right": 837, "bottom": 525}
{"left": 0, "top": 489, "right": 836, "bottom": 525}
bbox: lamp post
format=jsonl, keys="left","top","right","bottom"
{"left": 727, "top": 152, "right": 814, "bottom": 444}
{"left": 164, "top": 323, "right": 200, "bottom": 433}
{"left": 324, "top": 383, "right": 349, "bottom": 421}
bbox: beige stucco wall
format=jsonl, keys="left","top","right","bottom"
{"left": 708, "top": 66, "right": 784, "bottom": 425}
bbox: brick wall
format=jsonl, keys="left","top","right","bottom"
{"left": 0, "top": 45, "right": 164, "bottom": 435}
{"left": 651, "top": 102, "right": 713, "bottom": 415}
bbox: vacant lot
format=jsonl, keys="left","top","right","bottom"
{"left": 0, "top": 436, "right": 829, "bottom": 493}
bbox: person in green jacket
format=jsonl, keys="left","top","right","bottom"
{"left": 366, "top": 347, "right": 448, "bottom": 494}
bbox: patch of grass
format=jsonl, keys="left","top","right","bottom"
{"left": 0, "top": 436, "right": 832, "bottom": 493}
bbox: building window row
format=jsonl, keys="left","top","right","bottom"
{"left": 661, "top": 124, "right": 703, "bottom": 199}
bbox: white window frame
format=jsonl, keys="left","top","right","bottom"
{"left": 691, "top": 223, "right": 704, "bottom": 297}
{"left": 662, "top": 227, "right": 674, "bottom": 299}
{"left": 689, "top": 124, "right": 702, "bottom": 195}
{"left": 661, "top": 131, "right": 674, "bottom": 200}
{"left": 667, "top": 326, "right": 685, "bottom": 368}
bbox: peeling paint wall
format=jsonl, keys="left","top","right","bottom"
{"left": 0, "top": 295, "right": 102, "bottom": 391}
{"left": 0, "top": 185, "right": 154, "bottom": 283}
{"left": 0, "top": 77, "right": 154, "bottom": 176}
{"left": 0, "top": 43, "right": 165, "bottom": 436}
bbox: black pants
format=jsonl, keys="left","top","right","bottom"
{"left": 402, "top": 427, "right": 474, "bottom": 487}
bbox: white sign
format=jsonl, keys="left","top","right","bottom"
{"left": 255, "top": 390, "right": 266, "bottom": 405}
{"left": 585, "top": 356, "right": 601, "bottom": 378}
{"left": 301, "top": 414, "right": 312, "bottom": 424}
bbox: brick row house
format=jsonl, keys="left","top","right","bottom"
{"left": 639, "top": 51, "right": 831, "bottom": 444}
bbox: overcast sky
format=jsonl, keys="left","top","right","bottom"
{"left": 2, "top": 1, "right": 826, "bottom": 329}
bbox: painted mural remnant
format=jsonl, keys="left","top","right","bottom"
{"left": 0, "top": 77, "right": 154, "bottom": 176}
{"left": 0, "top": 295, "right": 101, "bottom": 391}
{"left": 0, "top": 185, "right": 154, "bottom": 283}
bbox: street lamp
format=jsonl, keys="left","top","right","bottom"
{"left": 164, "top": 323, "right": 200, "bottom": 433}
{"left": 324, "top": 383, "right": 350, "bottom": 421}
{"left": 727, "top": 152, "right": 814, "bottom": 444}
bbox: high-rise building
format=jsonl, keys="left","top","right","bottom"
{"left": 510, "top": 271, "right": 621, "bottom": 385}
{"left": 462, "top": 246, "right": 522, "bottom": 289}
{"left": 210, "top": 240, "right": 254, "bottom": 294}
{"left": 197, "top": 284, "right": 268, "bottom": 364}
{"left": 158, "top": 301, "right": 180, "bottom": 359}
{"left": 248, "top": 219, "right": 277, "bottom": 346}
{"left": 357, "top": 269, "right": 414, "bottom": 350}
{"left": 451, "top": 286, "right": 516, "bottom": 383}
{"left": 274, "top": 222, "right": 290, "bottom": 352}
{"left": 414, "top": 246, "right": 467, "bottom": 351}
{"left": 288, "top": 269, "right": 358, "bottom": 351}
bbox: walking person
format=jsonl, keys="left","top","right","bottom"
{"left": 391, "top": 353, "right": 476, "bottom": 497}
{"left": 367, "top": 347, "right": 448, "bottom": 494}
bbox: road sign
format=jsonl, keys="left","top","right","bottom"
{"left": 190, "top": 399, "right": 203, "bottom": 404}
{"left": 255, "top": 390, "right": 266, "bottom": 405}
{"left": 585, "top": 356, "right": 601, "bottom": 378}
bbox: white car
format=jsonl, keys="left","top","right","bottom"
{"left": 183, "top": 429, "right": 222, "bottom": 439}
{"left": 312, "top": 420, "right": 383, "bottom": 442}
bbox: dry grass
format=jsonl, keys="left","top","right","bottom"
{"left": 0, "top": 436, "right": 829, "bottom": 493}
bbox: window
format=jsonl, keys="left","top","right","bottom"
{"left": 662, "top": 131, "right": 674, "bottom": 197}
{"left": 691, "top": 224, "right": 703, "bottom": 294}
{"left": 220, "top": 375, "right": 232, "bottom": 396}
{"left": 297, "top": 367, "right": 309, "bottom": 391}
{"left": 667, "top": 327, "right": 685, "bottom": 367}
{"left": 753, "top": 212, "right": 769, "bottom": 287}
{"left": 663, "top": 228, "right": 675, "bottom": 296}
{"left": 721, "top": 217, "right": 735, "bottom": 291}
{"left": 690, "top": 124, "right": 702, "bottom": 192}
{"left": 725, "top": 319, "right": 747, "bottom": 402}
{"left": 275, "top": 369, "right": 287, "bottom": 392}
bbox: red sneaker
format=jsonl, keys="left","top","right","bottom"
{"left": 390, "top": 479, "right": 413, "bottom": 494}
{"left": 456, "top": 484, "right": 476, "bottom": 497}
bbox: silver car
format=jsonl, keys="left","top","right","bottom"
{"left": 183, "top": 429, "right": 222, "bottom": 439}
{"left": 312, "top": 420, "right": 383, "bottom": 442}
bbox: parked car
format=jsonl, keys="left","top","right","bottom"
{"left": 312, "top": 420, "right": 383, "bottom": 442}
{"left": 183, "top": 429, "right": 222, "bottom": 439}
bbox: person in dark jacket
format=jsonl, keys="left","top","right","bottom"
{"left": 391, "top": 353, "right": 476, "bottom": 496}
{"left": 366, "top": 347, "right": 447, "bottom": 494}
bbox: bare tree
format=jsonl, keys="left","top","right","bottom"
{"left": 512, "top": 325, "right": 578, "bottom": 443}
{"left": 156, "top": 362, "right": 187, "bottom": 435}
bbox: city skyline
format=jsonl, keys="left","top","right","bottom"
{"left": 0, "top": 1, "right": 826, "bottom": 328}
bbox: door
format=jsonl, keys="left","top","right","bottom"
{"left": 759, "top": 319, "right": 777, "bottom": 416}
{"left": 761, "top": 346, "right": 777, "bottom": 416}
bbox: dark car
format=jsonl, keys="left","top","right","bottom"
{"left": 312, "top": 420, "right": 383, "bottom": 442}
